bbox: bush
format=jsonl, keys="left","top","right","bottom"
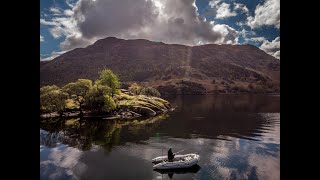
{"left": 40, "top": 86, "right": 68, "bottom": 115}
{"left": 63, "top": 79, "right": 92, "bottom": 112}
{"left": 140, "top": 86, "right": 161, "bottom": 97}
{"left": 40, "top": 85, "right": 60, "bottom": 95}
{"left": 128, "top": 83, "right": 142, "bottom": 95}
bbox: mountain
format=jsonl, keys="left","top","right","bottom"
{"left": 40, "top": 37, "right": 280, "bottom": 94}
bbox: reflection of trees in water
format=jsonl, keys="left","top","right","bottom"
{"left": 40, "top": 114, "right": 170, "bottom": 152}
{"left": 40, "top": 108, "right": 279, "bottom": 152}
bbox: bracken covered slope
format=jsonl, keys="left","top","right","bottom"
{"left": 40, "top": 37, "right": 280, "bottom": 94}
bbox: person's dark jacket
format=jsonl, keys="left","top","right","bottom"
{"left": 168, "top": 149, "right": 175, "bottom": 160}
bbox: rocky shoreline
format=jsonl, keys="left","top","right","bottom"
{"left": 40, "top": 93, "right": 173, "bottom": 120}
{"left": 40, "top": 108, "right": 174, "bottom": 120}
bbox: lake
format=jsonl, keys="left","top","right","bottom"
{"left": 40, "top": 95, "right": 280, "bottom": 180}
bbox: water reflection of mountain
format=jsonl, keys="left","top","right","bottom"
{"left": 165, "top": 95, "right": 280, "bottom": 113}
{"left": 159, "top": 95, "right": 279, "bottom": 140}
{"left": 157, "top": 112, "right": 278, "bottom": 141}
{"left": 40, "top": 95, "right": 279, "bottom": 152}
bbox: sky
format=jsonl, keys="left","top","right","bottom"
{"left": 40, "top": 0, "right": 280, "bottom": 61}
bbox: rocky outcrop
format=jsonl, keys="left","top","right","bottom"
{"left": 115, "top": 93, "right": 171, "bottom": 118}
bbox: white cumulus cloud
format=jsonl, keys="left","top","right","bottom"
{"left": 260, "top": 37, "right": 280, "bottom": 59}
{"left": 50, "top": 7, "right": 62, "bottom": 16}
{"left": 247, "top": 0, "right": 280, "bottom": 29}
{"left": 40, "top": 19, "right": 59, "bottom": 26}
{"left": 233, "top": 3, "right": 249, "bottom": 15}
{"left": 211, "top": 22, "right": 239, "bottom": 44}
{"left": 209, "top": 0, "right": 237, "bottom": 19}
{"left": 249, "top": 37, "right": 266, "bottom": 43}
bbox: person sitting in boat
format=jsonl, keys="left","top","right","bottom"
{"left": 168, "top": 147, "right": 175, "bottom": 161}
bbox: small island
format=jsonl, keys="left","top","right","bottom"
{"left": 40, "top": 69, "right": 171, "bottom": 119}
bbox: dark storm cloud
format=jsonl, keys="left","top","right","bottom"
{"left": 54, "top": 0, "right": 239, "bottom": 50}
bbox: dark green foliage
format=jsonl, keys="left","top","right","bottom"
{"left": 63, "top": 79, "right": 93, "bottom": 112}
{"left": 96, "top": 69, "right": 120, "bottom": 97}
{"left": 128, "top": 83, "right": 142, "bottom": 95}
{"left": 40, "top": 86, "right": 68, "bottom": 115}
{"left": 84, "top": 84, "right": 116, "bottom": 113}
{"left": 140, "top": 86, "right": 161, "bottom": 97}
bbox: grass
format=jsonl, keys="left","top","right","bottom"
{"left": 115, "top": 93, "right": 170, "bottom": 112}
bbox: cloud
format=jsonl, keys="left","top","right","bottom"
{"left": 64, "top": 9, "right": 74, "bottom": 16}
{"left": 41, "top": 16, "right": 79, "bottom": 40}
{"left": 273, "top": 51, "right": 280, "bottom": 59}
{"left": 40, "top": 19, "right": 59, "bottom": 26}
{"left": 40, "top": 35, "right": 44, "bottom": 42}
{"left": 50, "top": 7, "right": 62, "bottom": 16}
{"left": 66, "top": 0, "right": 76, "bottom": 8}
{"left": 209, "top": 0, "right": 237, "bottom": 19}
{"left": 49, "top": 26, "right": 65, "bottom": 39}
{"left": 211, "top": 23, "right": 239, "bottom": 44}
{"left": 243, "top": 35, "right": 279, "bottom": 59}
{"left": 260, "top": 37, "right": 280, "bottom": 59}
{"left": 41, "top": 51, "right": 67, "bottom": 61}
{"left": 249, "top": 37, "right": 266, "bottom": 43}
{"left": 41, "top": 0, "right": 240, "bottom": 52}
{"left": 233, "top": 3, "right": 249, "bottom": 15}
{"left": 247, "top": 0, "right": 280, "bottom": 29}
{"left": 40, "top": 145, "right": 87, "bottom": 180}
{"left": 60, "top": 35, "right": 92, "bottom": 50}
{"left": 239, "top": 29, "right": 256, "bottom": 39}
{"left": 236, "top": 21, "right": 245, "bottom": 28}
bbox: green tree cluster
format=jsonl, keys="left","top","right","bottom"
{"left": 40, "top": 69, "right": 120, "bottom": 114}
{"left": 40, "top": 85, "right": 68, "bottom": 116}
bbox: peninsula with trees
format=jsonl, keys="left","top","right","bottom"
{"left": 40, "top": 69, "right": 171, "bottom": 119}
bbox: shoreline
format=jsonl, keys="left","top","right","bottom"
{"left": 40, "top": 105, "right": 175, "bottom": 119}
{"left": 161, "top": 93, "right": 280, "bottom": 96}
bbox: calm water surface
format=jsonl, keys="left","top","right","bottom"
{"left": 40, "top": 95, "right": 280, "bottom": 180}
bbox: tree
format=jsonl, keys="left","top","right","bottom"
{"left": 128, "top": 83, "right": 142, "bottom": 95}
{"left": 96, "top": 69, "right": 120, "bottom": 97}
{"left": 84, "top": 84, "right": 115, "bottom": 113}
{"left": 40, "top": 85, "right": 59, "bottom": 94}
{"left": 63, "top": 79, "right": 92, "bottom": 113}
{"left": 140, "top": 86, "right": 161, "bottom": 97}
{"left": 40, "top": 86, "right": 68, "bottom": 116}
